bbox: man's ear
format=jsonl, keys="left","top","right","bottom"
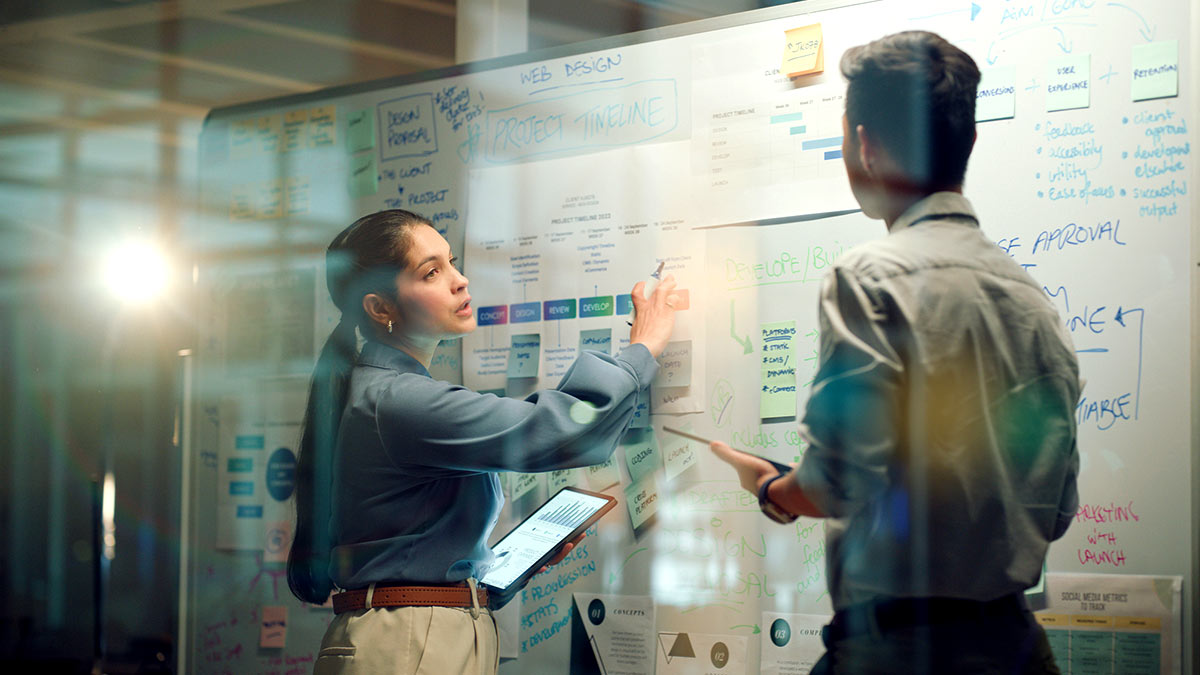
{"left": 855, "top": 123, "right": 875, "bottom": 176}
{"left": 361, "top": 293, "right": 393, "bottom": 330}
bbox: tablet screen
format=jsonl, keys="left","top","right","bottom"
{"left": 480, "top": 488, "right": 612, "bottom": 591}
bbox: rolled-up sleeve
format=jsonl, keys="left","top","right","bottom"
{"left": 794, "top": 266, "right": 902, "bottom": 518}
{"left": 374, "top": 344, "right": 657, "bottom": 473}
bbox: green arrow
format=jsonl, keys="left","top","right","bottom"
{"left": 730, "top": 300, "right": 753, "bottom": 354}
{"left": 730, "top": 624, "right": 761, "bottom": 634}
{"left": 608, "top": 547, "right": 648, "bottom": 584}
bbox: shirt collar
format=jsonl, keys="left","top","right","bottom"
{"left": 358, "top": 340, "right": 432, "bottom": 378}
{"left": 889, "top": 191, "right": 979, "bottom": 234}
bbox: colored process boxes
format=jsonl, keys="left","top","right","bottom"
{"left": 543, "top": 299, "right": 577, "bottom": 321}
{"left": 477, "top": 291, "right": 659, "bottom": 326}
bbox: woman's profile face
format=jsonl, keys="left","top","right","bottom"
{"left": 391, "top": 224, "right": 475, "bottom": 341}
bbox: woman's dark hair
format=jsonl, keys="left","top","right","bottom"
{"left": 841, "top": 30, "right": 981, "bottom": 190}
{"left": 287, "top": 209, "right": 431, "bottom": 604}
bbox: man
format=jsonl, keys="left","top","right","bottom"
{"left": 711, "top": 31, "right": 1080, "bottom": 674}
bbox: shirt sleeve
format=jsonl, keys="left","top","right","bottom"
{"left": 372, "top": 344, "right": 657, "bottom": 473}
{"left": 794, "top": 266, "right": 903, "bottom": 518}
{"left": 1052, "top": 437, "right": 1080, "bottom": 540}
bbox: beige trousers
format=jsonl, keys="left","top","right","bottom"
{"left": 313, "top": 605, "right": 498, "bottom": 675}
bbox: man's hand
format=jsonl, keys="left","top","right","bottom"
{"left": 535, "top": 532, "right": 586, "bottom": 575}
{"left": 709, "top": 441, "right": 781, "bottom": 495}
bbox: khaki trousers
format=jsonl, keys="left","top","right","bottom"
{"left": 314, "top": 605, "right": 498, "bottom": 675}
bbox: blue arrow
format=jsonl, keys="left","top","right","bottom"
{"left": 1107, "top": 2, "right": 1156, "bottom": 41}
{"left": 1113, "top": 306, "right": 1145, "bottom": 419}
{"left": 1053, "top": 27, "right": 1073, "bottom": 53}
{"left": 971, "top": 2, "right": 982, "bottom": 21}
{"left": 986, "top": 40, "right": 1001, "bottom": 66}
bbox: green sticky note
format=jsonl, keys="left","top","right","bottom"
{"left": 349, "top": 154, "right": 378, "bottom": 196}
{"left": 346, "top": 109, "right": 376, "bottom": 152}
{"left": 624, "top": 473, "right": 659, "bottom": 530}
{"left": 760, "top": 320, "right": 798, "bottom": 419}
{"left": 622, "top": 429, "right": 661, "bottom": 483}
{"left": 1131, "top": 40, "right": 1178, "bottom": 101}
{"left": 507, "top": 334, "right": 541, "bottom": 378}
{"left": 976, "top": 65, "right": 1016, "bottom": 122}
{"left": 1046, "top": 54, "right": 1090, "bottom": 112}
{"left": 658, "top": 426, "right": 698, "bottom": 481}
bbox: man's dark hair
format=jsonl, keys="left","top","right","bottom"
{"left": 841, "top": 31, "right": 981, "bottom": 190}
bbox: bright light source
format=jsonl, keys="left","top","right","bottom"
{"left": 104, "top": 241, "right": 170, "bottom": 303}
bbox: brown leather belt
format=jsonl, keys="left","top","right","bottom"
{"left": 332, "top": 583, "right": 489, "bottom": 614}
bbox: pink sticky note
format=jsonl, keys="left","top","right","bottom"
{"left": 259, "top": 605, "right": 287, "bottom": 649}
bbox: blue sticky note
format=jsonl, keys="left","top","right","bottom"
{"left": 507, "top": 334, "right": 541, "bottom": 378}
{"left": 579, "top": 328, "right": 612, "bottom": 355}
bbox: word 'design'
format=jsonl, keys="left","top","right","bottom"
{"left": 378, "top": 93, "right": 438, "bottom": 160}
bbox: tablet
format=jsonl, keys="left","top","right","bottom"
{"left": 480, "top": 486, "right": 617, "bottom": 601}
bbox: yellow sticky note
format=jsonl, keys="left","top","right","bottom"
{"left": 783, "top": 24, "right": 824, "bottom": 77}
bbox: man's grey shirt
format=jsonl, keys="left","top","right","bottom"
{"left": 794, "top": 192, "right": 1081, "bottom": 610}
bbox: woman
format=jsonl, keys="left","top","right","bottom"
{"left": 287, "top": 209, "right": 677, "bottom": 674}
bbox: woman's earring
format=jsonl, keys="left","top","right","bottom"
{"left": 387, "top": 320, "right": 393, "bottom": 334}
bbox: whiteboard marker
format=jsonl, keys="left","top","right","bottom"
{"left": 642, "top": 261, "right": 665, "bottom": 299}
{"left": 628, "top": 261, "right": 666, "bottom": 326}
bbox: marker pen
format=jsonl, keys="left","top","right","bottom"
{"left": 628, "top": 261, "right": 665, "bottom": 326}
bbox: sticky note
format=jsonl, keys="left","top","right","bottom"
{"left": 624, "top": 474, "right": 659, "bottom": 530}
{"left": 285, "top": 176, "right": 309, "bottom": 216}
{"left": 782, "top": 24, "right": 824, "bottom": 77}
{"left": 282, "top": 109, "right": 308, "bottom": 152}
{"left": 761, "top": 320, "right": 798, "bottom": 419}
{"left": 507, "top": 334, "right": 541, "bottom": 378}
{"left": 579, "top": 328, "right": 612, "bottom": 355}
{"left": 1131, "top": 40, "right": 1179, "bottom": 101}
{"left": 230, "top": 183, "right": 254, "bottom": 221}
{"left": 548, "top": 468, "right": 577, "bottom": 492}
{"left": 585, "top": 456, "right": 621, "bottom": 491}
{"left": 349, "top": 155, "right": 378, "bottom": 197}
{"left": 653, "top": 340, "right": 692, "bottom": 388}
{"left": 658, "top": 427, "right": 698, "bottom": 481}
{"left": 671, "top": 289, "right": 691, "bottom": 311}
{"left": 259, "top": 606, "right": 287, "bottom": 648}
{"left": 307, "top": 105, "right": 337, "bottom": 147}
{"left": 346, "top": 109, "right": 376, "bottom": 152}
{"left": 230, "top": 119, "right": 256, "bottom": 159}
{"left": 256, "top": 180, "right": 283, "bottom": 219}
{"left": 1046, "top": 54, "right": 1090, "bottom": 112}
{"left": 622, "top": 429, "right": 661, "bottom": 483}
{"left": 510, "top": 472, "right": 541, "bottom": 500}
{"left": 257, "top": 114, "right": 282, "bottom": 154}
{"left": 976, "top": 66, "right": 1016, "bottom": 122}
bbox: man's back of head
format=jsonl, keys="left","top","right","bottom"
{"left": 840, "top": 31, "right": 981, "bottom": 193}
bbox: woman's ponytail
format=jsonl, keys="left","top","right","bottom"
{"left": 287, "top": 316, "right": 357, "bottom": 604}
{"left": 287, "top": 209, "right": 427, "bottom": 604}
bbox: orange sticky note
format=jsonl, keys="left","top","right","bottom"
{"left": 783, "top": 24, "right": 824, "bottom": 77}
{"left": 259, "top": 606, "right": 287, "bottom": 649}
